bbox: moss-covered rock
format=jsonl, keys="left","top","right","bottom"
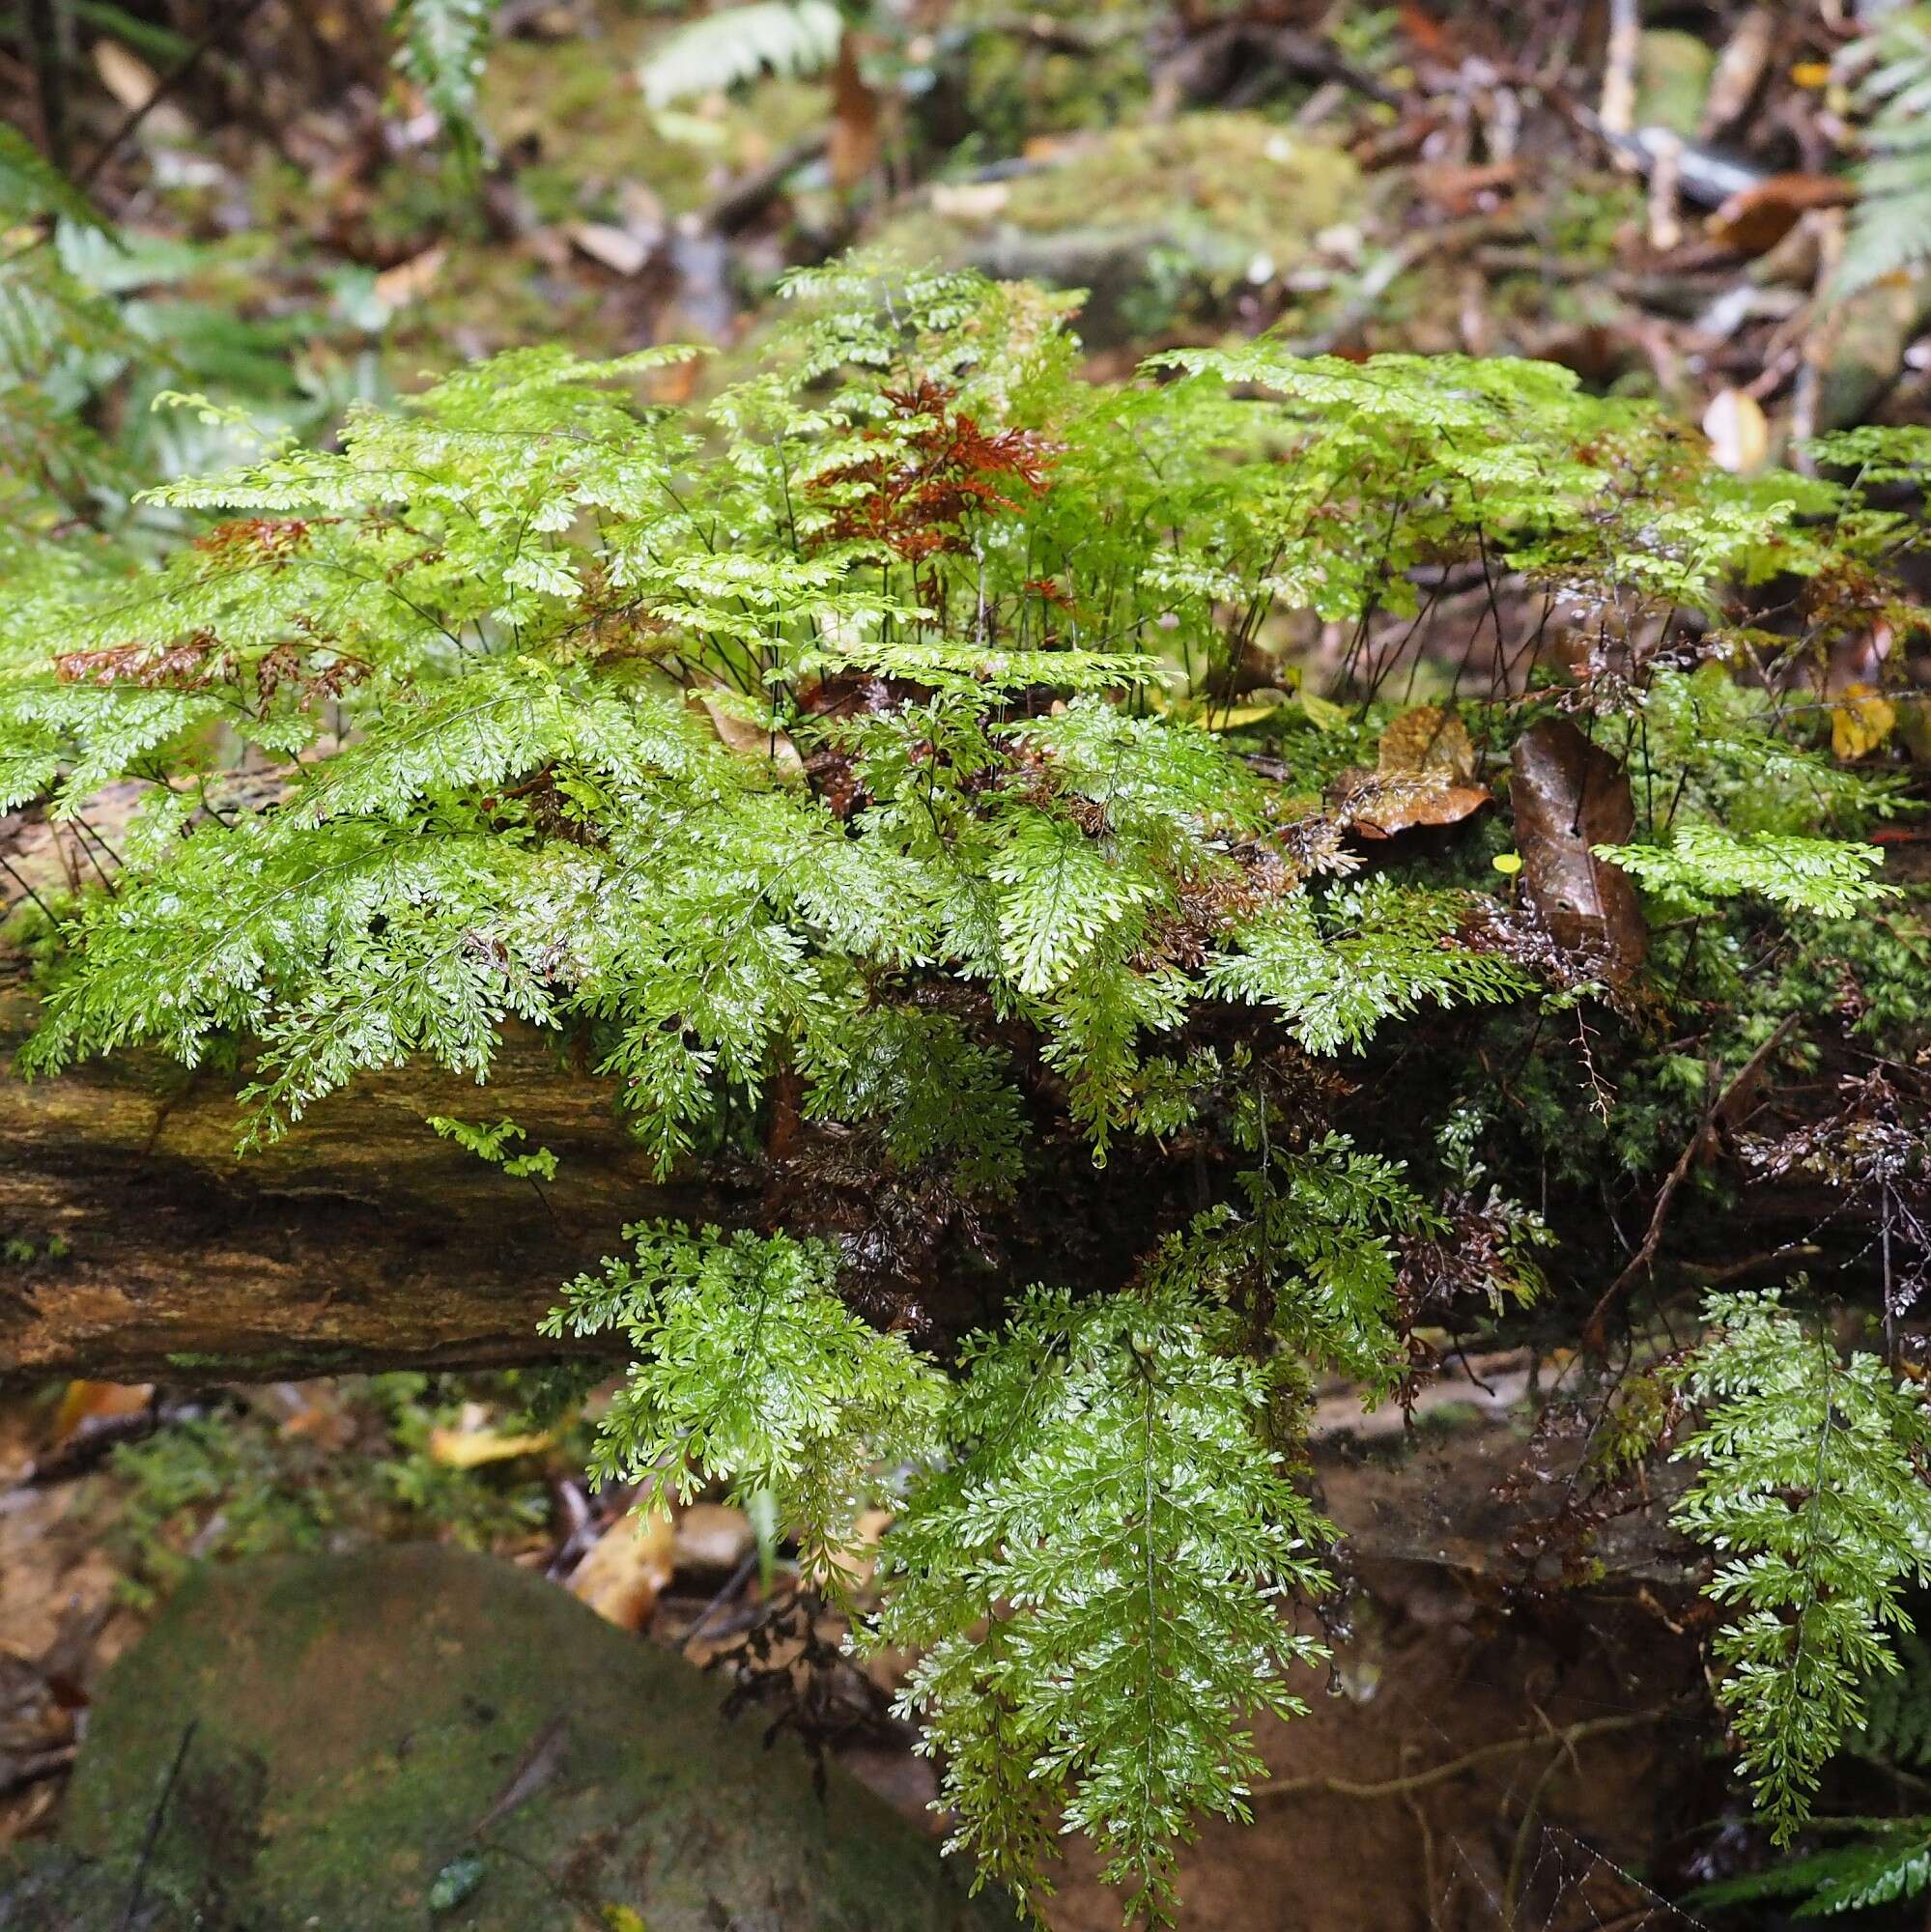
{"left": 50, "top": 1545, "right": 1007, "bottom": 1932}
{"left": 871, "top": 113, "right": 1359, "bottom": 344}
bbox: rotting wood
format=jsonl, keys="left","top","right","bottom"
{"left": 0, "top": 978, "right": 727, "bottom": 1387}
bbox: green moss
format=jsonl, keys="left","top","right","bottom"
{"left": 874, "top": 114, "right": 1359, "bottom": 341}
{"left": 60, "top": 1548, "right": 1010, "bottom": 1931}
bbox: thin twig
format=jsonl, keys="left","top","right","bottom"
{"left": 0, "top": 853, "right": 54, "bottom": 923}
{"left": 681, "top": 1550, "right": 760, "bottom": 1651}
{"left": 76, "top": 0, "right": 275, "bottom": 192}
{"left": 26, "top": 0, "right": 67, "bottom": 170}
{"left": 1600, "top": 0, "right": 1640, "bottom": 140}
{"left": 121, "top": 1718, "right": 198, "bottom": 1930}
{"left": 1583, "top": 1014, "right": 1798, "bottom": 1349}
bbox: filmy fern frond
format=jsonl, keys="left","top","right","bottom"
{"left": 866, "top": 1280, "right": 1333, "bottom": 1925}
{"left": 391, "top": 0, "right": 499, "bottom": 154}
{"left": 1835, "top": 5, "right": 1931, "bottom": 299}
{"left": 543, "top": 1223, "right": 948, "bottom": 1583}
{"left": 1671, "top": 1290, "right": 1931, "bottom": 1841}
{"left": 1691, "top": 1818, "right": 1931, "bottom": 1918}
{"left": 638, "top": 0, "right": 842, "bottom": 107}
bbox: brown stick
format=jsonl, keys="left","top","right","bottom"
{"left": 1582, "top": 1013, "right": 1799, "bottom": 1351}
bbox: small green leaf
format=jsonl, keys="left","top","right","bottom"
{"left": 429, "top": 1851, "right": 488, "bottom": 1913}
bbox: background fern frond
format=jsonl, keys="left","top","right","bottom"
{"left": 1835, "top": 5, "right": 1931, "bottom": 299}
{"left": 639, "top": 0, "right": 843, "bottom": 107}
{"left": 391, "top": 0, "right": 499, "bottom": 155}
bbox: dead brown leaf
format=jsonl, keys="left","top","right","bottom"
{"left": 1508, "top": 719, "right": 1648, "bottom": 978}
{"left": 1349, "top": 704, "right": 1490, "bottom": 838}
{"left": 50, "top": 1381, "right": 151, "bottom": 1446}
{"left": 372, "top": 243, "right": 446, "bottom": 310}
{"left": 568, "top": 221, "right": 650, "bottom": 277}
{"left": 569, "top": 1507, "right": 677, "bottom": 1631}
{"left": 673, "top": 1501, "right": 755, "bottom": 1574}
{"left": 1707, "top": 172, "right": 1857, "bottom": 256}
{"left": 1379, "top": 703, "right": 1479, "bottom": 783}
{"left": 692, "top": 686, "right": 806, "bottom": 781}
{"left": 1413, "top": 161, "right": 1519, "bottom": 218}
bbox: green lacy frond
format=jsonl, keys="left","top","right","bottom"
{"left": 1600, "top": 825, "right": 1890, "bottom": 919}
{"left": 638, "top": 0, "right": 842, "bottom": 107}
{"left": 542, "top": 1223, "right": 948, "bottom": 1581}
{"left": 391, "top": 0, "right": 498, "bottom": 153}
{"left": 1835, "top": 5, "right": 1931, "bottom": 299}
{"left": 1206, "top": 880, "right": 1530, "bottom": 1054}
{"left": 866, "top": 1280, "right": 1332, "bottom": 1925}
{"left": 1691, "top": 1818, "right": 1931, "bottom": 1918}
{"left": 1671, "top": 1290, "right": 1931, "bottom": 1841}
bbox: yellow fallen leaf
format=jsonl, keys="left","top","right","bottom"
{"left": 1702, "top": 387, "right": 1770, "bottom": 475}
{"left": 426, "top": 1421, "right": 555, "bottom": 1469}
{"left": 1832, "top": 682, "right": 1897, "bottom": 760}
{"left": 571, "top": 1508, "right": 678, "bottom": 1631}
{"left": 1207, "top": 694, "right": 1289, "bottom": 730}
{"left": 1299, "top": 691, "right": 1349, "bottom": 731}
{"left": 52, "top": 1378, "right": 152, "bottom": 1443}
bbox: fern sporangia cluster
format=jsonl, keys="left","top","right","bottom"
{"left": 11, "top": 256, "right": 1931, "bottom": 1918}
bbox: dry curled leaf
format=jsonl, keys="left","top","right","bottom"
{"left": 1508, "top": 719, "right": 1648, "bottom": 978}
{"left": 1351, "top": 704, "right": 1490, "bottom": 837}
{"left": 570, "top": 1507, "right": 678, "bottom": 1631}
{"left": 691, "top": 685, "right": 806, "bottom": 781}
{"left": 427, "top": 1402, "right": 555, "bottom": 1469}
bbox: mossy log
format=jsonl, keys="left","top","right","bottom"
{"left": 0, "top": 979, "right": 737, "bottom": 1388}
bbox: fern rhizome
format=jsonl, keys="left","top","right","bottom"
{"left": 11, "top": 259, "right": 1931, "bottom": 1920}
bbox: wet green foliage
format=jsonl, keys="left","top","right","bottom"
{"left": 11, "top": 259, "right": 1931, "bottom": 1918}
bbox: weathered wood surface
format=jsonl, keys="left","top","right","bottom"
{"left": 0, "top": 978, "right": 728, "bottom": 1387}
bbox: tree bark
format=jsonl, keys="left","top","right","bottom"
{"left": 0, "top": 976, "right": 738, "bottom": 1388}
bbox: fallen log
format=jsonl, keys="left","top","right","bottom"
{"left": 0, "top": 976, "right": 734, "bottom": 1388}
